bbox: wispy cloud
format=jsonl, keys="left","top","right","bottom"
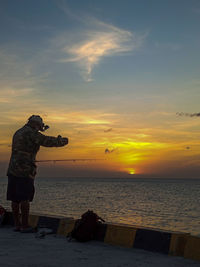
{"left": 0, "top": 143, "right": 10, "bottom": 147}
{"left": 57, "top": 16, "right": 145, "bottom": 81}
{"left": 155, "top": 42, "right": 181, "bottom": 51}
{"left": 176, "top": 112, "right": 200, "bottom": 117}
{"left": 0, "top": 46, "right": 50, "bottom": 87}
{"left": 45, "top": 111, "right": 112, "bottom": 125}
{"left": 0, "top": 87, "right": 33, "bottom": 103}
{"left": 0, "top": 47, "right": 32, "bottom": 78}
{"left": 104, "top": 128, "right": 112, "bottom": 133}
{"left": 0, "top": 47, "right": 51, "bottom": 106}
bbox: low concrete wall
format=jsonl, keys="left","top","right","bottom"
{"left": 3, "top": 211, "right": 200, "bottom": 262}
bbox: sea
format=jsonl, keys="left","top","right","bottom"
{"left": 0, "top": 177, "right": 200, "bottom": 236}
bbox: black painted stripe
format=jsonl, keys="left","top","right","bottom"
{"left": 134, "top": 229, "right": 171, "bottom": 254}
{"left": 95, "top": 223, "right": 107, "bottom": 241}
{"left": 3, "top": 211, "right": 14, "bottom": 225}
{"left": 37, "top": 216, "right": 60, "bottom": 233}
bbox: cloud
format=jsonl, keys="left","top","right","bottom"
{"left": 155, "top": 42, "right": 181, "bottom": 51}
{"left": 0, "top": 47, "right": 50, "bottom": 97}
{"left": 105, "top": 148, "right": 116, "bottom": 154}
{"left": 58, "top": 19, "right": 145, "bottom": 81}
{"left": 104, "top": 128, "right": 112, "bottom": 133}
{"left": 135, "top": 133, "right": 150, "bottom": 138}
{"left": 58, "top": 0, "right": 83, "bottom": 22}
{"left": 0, "top": 47, "right": 33, "bottom": 79}
{"left": 46, "top": 111, "right": 112, "bottom": 125}
{"left": 0, "top": 87, "right": 33, "bottom": 103}
{"left": 0, "top": 143, "right": 10, "bottom": 147}
{"left": 176, "top": 112, "right": 200, "bottom": 117}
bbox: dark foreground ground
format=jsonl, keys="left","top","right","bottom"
{"left": 0, "top": 227, "right": 200, "bottom": 267}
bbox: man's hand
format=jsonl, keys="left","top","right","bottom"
{"left": 61, "top": 137, "right": 68, "bottom": 146}
{"left": 57, "top": 135, "right": 68, "bottom": 146}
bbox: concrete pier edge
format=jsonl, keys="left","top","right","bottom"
{"left": 2, "top": 211, "right": 200, "bottom": 262}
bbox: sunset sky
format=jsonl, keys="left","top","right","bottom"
{"left": 0, "top": 0, "right": 200, "bottom": 178}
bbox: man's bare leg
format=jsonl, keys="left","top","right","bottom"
{"left": 20, "top": 200, "right": 30, "bottom": 229}
{"left": 11, "top": 201, "right": 21, "bottom": 230}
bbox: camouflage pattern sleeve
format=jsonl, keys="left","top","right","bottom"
{"left": 35, "top": 132, "right": 68, "bottom": 147}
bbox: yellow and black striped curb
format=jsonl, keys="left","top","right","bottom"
{"left": 3, "top": 211, "right": 200, "bottom": 262}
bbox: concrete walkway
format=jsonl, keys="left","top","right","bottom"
{"left": 0, "top": 227, "right": 199, "bottom": 267}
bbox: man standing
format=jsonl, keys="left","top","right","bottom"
{"left": 7, "top": 115, "right": 68, "bottom": 232}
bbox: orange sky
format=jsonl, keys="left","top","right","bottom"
{"left": 1, "top": 109, "right": 200, "bottom": 178}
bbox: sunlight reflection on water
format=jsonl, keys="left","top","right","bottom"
{"left": 1, "top": 177, "right": 200, "bottom": 235}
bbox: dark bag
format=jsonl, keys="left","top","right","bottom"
{"left": 69, "top": 210, "right": 105, "bottom": 242}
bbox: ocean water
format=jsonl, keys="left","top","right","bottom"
{"left": 0, "top": 177, "right": 200, "bottom": 236}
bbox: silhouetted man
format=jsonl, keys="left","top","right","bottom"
{"left": 7, "top": 115, "right": 68, "bottom": 232}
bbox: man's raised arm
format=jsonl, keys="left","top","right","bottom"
{"left": 38, "top": 133, "right": 68, "bottom": 147}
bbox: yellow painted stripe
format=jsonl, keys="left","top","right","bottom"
{"left": 184, "top": 235, "right": 200, "bottom": 261}
{"left": 104, "top": 224, "right": 137, "bottom": 248}
{"left": 169, "top": 233, "right": 189, "bottom": 257}
{"left": 57, "top": 218, "right": 76, "bottom": 236}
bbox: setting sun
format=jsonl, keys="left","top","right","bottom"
{"left": 129, "top": 169, "right": 135, "bottom": 175}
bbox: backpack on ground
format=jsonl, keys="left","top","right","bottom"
{"left": 68, "top": 210, "right": 105, "bottom": 242}
{"left": 0, "top": 205, "right": 6, "bottom": 226}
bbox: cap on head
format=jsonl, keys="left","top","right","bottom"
{"left": 28, "top": 115, "right": 43, "bottom": 126}
{"left": 28, "top": 115, "right": 49, "bottom": 131}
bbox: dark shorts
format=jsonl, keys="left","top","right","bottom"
{"left": 7, "top": 174, "right": 35, "bottom": 202}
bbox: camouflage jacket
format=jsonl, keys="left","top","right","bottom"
{"left": 7, "top": 124, "right": 67, "bottom": 179}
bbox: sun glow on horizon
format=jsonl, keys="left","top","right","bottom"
{"left": 128, "top": 168, "right": 136, "bottom": 175}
